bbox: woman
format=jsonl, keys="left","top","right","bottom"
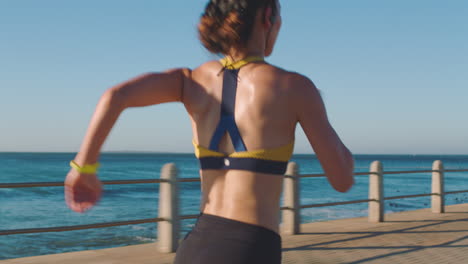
{"left": 65, "top": 0, "right": 355, "bottom": 263}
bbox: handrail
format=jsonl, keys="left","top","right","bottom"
{"left": 298, "top": 189, "right": 468, "bottom": 213}
{"left": 0, "top": 178, "right": 205, "bottom": 189}
{"left": 180, "top": 214, "right": 199, "bottom": 220}
{"left": 384, "top": 193, "right": 434, "bottom": 200}
{"left": 0, "top": 218, "right": 164, "bottom": 236}
{"left": 300, "top": 171, "right": 375, "bottom": 178}
{"left": 0, "top": 182, "right": 65, "bottom": 188}
{"left": 300, "top": 199, "right": 374, "bottom": 209}
{"left": 0, "top": 179, "right": 166, "bottom": 188}
{"left": 300, "top": 169, "right": 468, "bottom": 178}
{"left": 295, "top": 168, "right": 468, "bottom": 210}
{"left": 445, "top": 189, "right": 468, "bottom": 195}
{"left": 1, "top": 163, "right": 467, "bottom": 241}
{"left": 445, "top": 169, "right": 468, "bottom": 173}
{"left": 179, "top": 178, "right": 201, "bottom": 183}
{"left": 383, "top": 169, "right": 435, "bottom": 175}
{"left": 2, "top": 169, "right": 467, "bottom": 189}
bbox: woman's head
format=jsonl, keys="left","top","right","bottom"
{"left": 198, "top": 0, "right": 281, "bottom": 57}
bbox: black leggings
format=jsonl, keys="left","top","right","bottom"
{"left": 174, "top": 213, "right": 282, "bottom": 264}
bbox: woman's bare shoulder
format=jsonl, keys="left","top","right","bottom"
{"left": 260, "top": 62, "right": 308, "bottom": 79}
{"left": 192, "top": 60, "right": 222, "bottom": 75}
{"left": 261, "top": 64, "right": 318, "bottom": 93}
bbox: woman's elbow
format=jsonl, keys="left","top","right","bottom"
{"left": 333, "top": 173, "right": 355, "bottom": 193}
{"left": 329, "top": 158, "right": 355, "bottom": 193}
{"left": 340, "top": 150, "right": 355, "bottom": 191}
{"left": 101, "top": 87, "right": 126, "bottom": 112}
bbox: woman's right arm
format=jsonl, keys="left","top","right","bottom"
{"left": 65, "top": 68, "right": 191, "bottom": 213}
{"left": 292, "top": 74, "right": 354, "bottom": 192}
{"left": 73, "top": 68, "right": 190, "bottom": 166}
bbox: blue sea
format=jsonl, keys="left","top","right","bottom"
{"left": 1, "top": 153, "right": 467, "bottom": 260}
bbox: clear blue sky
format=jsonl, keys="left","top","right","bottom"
{"left": 0, "top": 0, "right": 467, "bottom": 154}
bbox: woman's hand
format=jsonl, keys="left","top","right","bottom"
{"left": 64, "top": 169, "right": 103, "bottom": 213}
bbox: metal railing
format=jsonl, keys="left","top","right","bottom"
{"left": 1, "top": 160, "right": 467, "bottom": 253}
{"left": 295, "top": 167, "right": 468, "bottom": 209}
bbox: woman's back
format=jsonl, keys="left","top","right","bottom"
{"left": 185, "top": 60, "right": 299, "bottom": 232}
{"left": 64, "top": 1, "right": 355, "bottom": 263}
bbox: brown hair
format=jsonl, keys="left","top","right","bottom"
{"left": 198, "top": 0, "right": 277, "bottom": 55}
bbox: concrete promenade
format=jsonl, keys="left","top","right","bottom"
{"left": 2, "top": 203, "right": 467, "bottom": 264}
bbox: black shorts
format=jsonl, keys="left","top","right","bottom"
{"left": 174, "top": 213, "right": 282, "bottom": 264}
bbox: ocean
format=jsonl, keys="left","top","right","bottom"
{"left": 0, "top": 153, "right": 467, "bottom": 260}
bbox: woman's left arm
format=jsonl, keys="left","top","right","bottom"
{"left": 65, "top": 68, "right": 190, "bottom": 213}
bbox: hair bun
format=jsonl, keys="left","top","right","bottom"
{"left": 199, "top": 0, "right": 277, "bottom": 55}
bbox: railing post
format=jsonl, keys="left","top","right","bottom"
{"left": 431, "top": 160, "right": 445, "bottom": 213}
{"left": 368, "top": 161, "right": 384, "bottom": 222}
{"left": 157, "top": 163, "right": 180, "bottom": 253}
{"left": 282, "top": 162, "right": 301, "bottom": 235}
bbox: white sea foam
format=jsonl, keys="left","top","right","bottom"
{"left": 135, "top": 236, "right": 156, "bottom": 242}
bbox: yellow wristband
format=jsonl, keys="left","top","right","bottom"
{"left": 70, "top": 160, "right": 100, "bottom": 174}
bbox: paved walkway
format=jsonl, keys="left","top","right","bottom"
{"left": 2, "top": 203, "right": 467, "bottom": 264}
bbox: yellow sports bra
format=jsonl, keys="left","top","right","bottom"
{"left": 193, "top": 57, "right": 294, "bottom": 175}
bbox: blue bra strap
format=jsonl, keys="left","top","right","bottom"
{"left": 209, "top": 69, "right": 247, "bottom": 152}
